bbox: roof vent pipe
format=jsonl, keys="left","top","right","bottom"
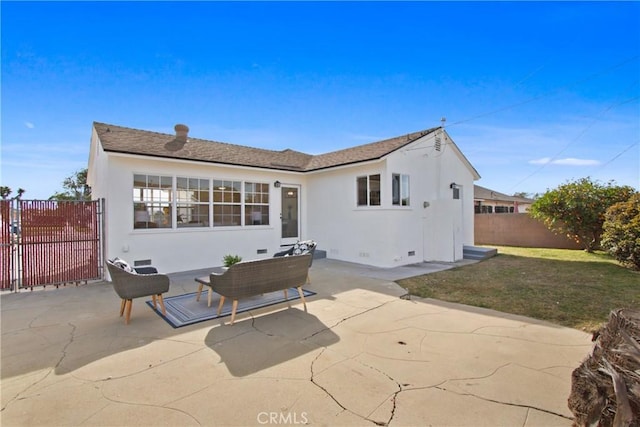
{"left": 174, "top": 124, "right": 189, "bottom": 143}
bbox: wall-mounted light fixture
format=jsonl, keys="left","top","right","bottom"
{"left": 274, "top": 181, "right": 281, "bottom": 188}
{"left": 449, "top": 182, "right": 459, "bottom": 189}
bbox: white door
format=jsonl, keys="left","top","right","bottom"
{"left": 423, "top": 199, "right": 458, "bottom": 262}
{"left": 281, "top": 185, "right": 300, "bottom": 245}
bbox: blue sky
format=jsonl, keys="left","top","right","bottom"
{"left": 2, "top": 1, "right": 639, "bottom": 200}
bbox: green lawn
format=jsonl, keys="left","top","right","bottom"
{"left": 397, "top": 246, "right": 639, "bottom": 332}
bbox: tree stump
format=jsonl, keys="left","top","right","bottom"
{"left": 568, "top": 308, "right": 640, "bottom": 426}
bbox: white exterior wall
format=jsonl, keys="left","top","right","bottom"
{"left": 90, "top": 128, "right": 478, "bottom": 273}
{"left": 307, "top": 132, "right": 477, "bottom": 267}
{"left": 96, "top": 152, "right": 306, "bottom": 273}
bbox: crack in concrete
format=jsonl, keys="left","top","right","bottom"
{"left": 304, "top": 300, "right": 406, "bottom": 426}
{"left": 433, "top": 384, "right": 573, "bottom": 421}
{"left": 97, "top": 385, "right": 203, "bottom": 426}
{"left": 300, "top": 298, "right": 578, "bottom": 427}
{"left": 309, "top": 348, "right": 390, "bottom": 426}
{"left": 1, "top": 321, "right": 77, "bottom": 412}
{"left": 303, "top": 300, "right": 397, "bottom": 341}
{"left": 72, "top": 346, "right": 208, "bottom": 383}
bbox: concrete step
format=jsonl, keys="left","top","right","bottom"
{"left": 463, "top": 245, "right": 497, "bottom": 261}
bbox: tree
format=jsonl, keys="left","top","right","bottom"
{"left": 529, "top": 177, "right": 636, "bottom": 252}
{"left": 601, "top": 193, "right": 640, "bottom": 270}
{"left": 49, "top": 168, "right": 91, "bottom": 201}
{"left": 0, "top": 187, "right": 11, "bottom": 200}
{"left": 0, "top": 187, "right": 25, "bottom": 200}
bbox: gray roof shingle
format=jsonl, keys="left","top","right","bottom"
{"left": 94, "top": 122, "right": 439, "bottom": 172}
{"left": 474, "top": 185, "right": 534, "bottom": 203}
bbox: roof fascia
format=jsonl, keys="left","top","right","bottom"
{"left": 104, "top": 150, "right": 306, "bottom": 176}
{"left": 305, "top": 157, "right": 386, "bottom": 175}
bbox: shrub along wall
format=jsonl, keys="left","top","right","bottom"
{"left": 475, "top": 213, "right": 582, "bottom": 249}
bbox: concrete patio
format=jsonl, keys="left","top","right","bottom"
{"left": 1, "top": 258, "right": 592, "bottom": 426}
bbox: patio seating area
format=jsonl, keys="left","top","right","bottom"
{"left": 1, "top": 258, "right": 592, "bottom": 426}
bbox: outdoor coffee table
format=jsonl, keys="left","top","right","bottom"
{"left": 195, "top": 267, "right": 226, "bottom": 308}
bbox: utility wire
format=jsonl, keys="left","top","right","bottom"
{"left": 444, "top": 55, "right": 640, "bottom": 129}
{"left": 590, "top": 140, "right": 639, "bottom": 176}
{"left": 507, "top": 95, "right": 639, "bottom": 191}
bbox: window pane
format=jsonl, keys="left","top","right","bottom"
{"left": 177, "top": 204, "right": 210, "bottom": 227}
{"left": 161, "top": 176, "right": 172, "bottom": 188}
{"left": 175, "top": 177, "right": 210, "bottom": 227}
{"left": 401, "top": 175, "right": 410, "bottom": 206}
{"left": 133, "top": 174, "right": 172, "bottom": 229}
{"left": 213, "top": 180, "right": 242, "bottom": 227}
{"left": 392, "top": 174, "right": 400, "bottom": 205}
{"left": 245, "top": 205, "right": 269, "bottom": 226}
{"left": 369, "top": 174, "right": 381, "bottom": 206}
{"left": 357, "top": 176, "right": 368, "bottom": 206}
{"left": 244, "top": 181, "right": 270, "bottom": 226}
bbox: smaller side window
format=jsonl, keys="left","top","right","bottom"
{"left": 392, "top": 174, "right": 410, "bottom": 206}
{"left": 357, "top": 174, "right": 381, "bottom": 206}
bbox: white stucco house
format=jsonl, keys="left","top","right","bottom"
{"left": 87, "top": 122, "right": 480, "bottom": 273}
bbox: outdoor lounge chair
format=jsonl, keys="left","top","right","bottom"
{"left": 106, "top": 260, "right": 170, "bottom": 324}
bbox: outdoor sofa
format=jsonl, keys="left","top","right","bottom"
{"left": 209, "top": 253, "right": 312, "bottom": 325}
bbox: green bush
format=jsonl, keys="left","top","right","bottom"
{"left": 601, "top": 193, "right": 640, "bottom": 270}
{"left": 530, "top": 177, "right": 636, "bottom": 252}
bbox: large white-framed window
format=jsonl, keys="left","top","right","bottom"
{"left": 392, "top": 173, "right": 410, "bottom": 206}
{"left": 176, "top": 177, "right": 210, "bottom": 228}
{"left": 133, "top": 175, "right": 272, "bottom": 229}
{"left": 356, "top": 174, "right": 381, "bottom": 206}
{"left": 133, "top": 174, "right": 173, "bottom": 229}
{"left": 244, "top": 182, "right": 270, "bottom": 226}
{"left": 213, "top": 180, "right": 242, "bottom": 226}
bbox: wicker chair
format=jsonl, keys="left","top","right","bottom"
{"left": 106, "top": 260, "right": 170, "bottom": 324}
{"left": 210, "top": 254, "right": 312, "bottom": 325}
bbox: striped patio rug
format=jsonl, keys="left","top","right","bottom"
{"left": 146, "top": 288, "right": 316, "bottom": 328}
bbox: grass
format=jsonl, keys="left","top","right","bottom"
{"left": 397, "top": 246, "right": 639, "bottom": 332}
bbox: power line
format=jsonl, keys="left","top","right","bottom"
{"left": 507, "top": 95, "right": 639, "bottom": 191}
{"left": 445, "top": 55, "right": 640, "bottom": 128}
{"left": 591, "top": 140, "right": 639, "bottom": 175}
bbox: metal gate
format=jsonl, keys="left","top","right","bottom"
{"left": 0, "top": 199, "right": 104, "bottom": 291}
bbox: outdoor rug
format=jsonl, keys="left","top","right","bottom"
{"left": 146, "top": 288, "right": 316, "bottom": 328}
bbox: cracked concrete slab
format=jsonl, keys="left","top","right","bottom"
{"left": 1, "top": 258, "right": 592, "bottom": 426}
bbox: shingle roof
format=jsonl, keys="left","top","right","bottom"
{"left": 474, "top": 185, "right": 534, "bottom": 203}
{"left": 93, "top": 122, "right": 439, "bottom": 172}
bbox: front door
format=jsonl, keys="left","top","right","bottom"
{"left": 281, "top": 186, "right": 300, "bottom": 245}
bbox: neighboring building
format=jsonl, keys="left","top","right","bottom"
{"left": 474, "top": 185, "right": 534, "bottom": 214}
{"left": 88, "top": 122, "right": 481, "bottom": 273}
